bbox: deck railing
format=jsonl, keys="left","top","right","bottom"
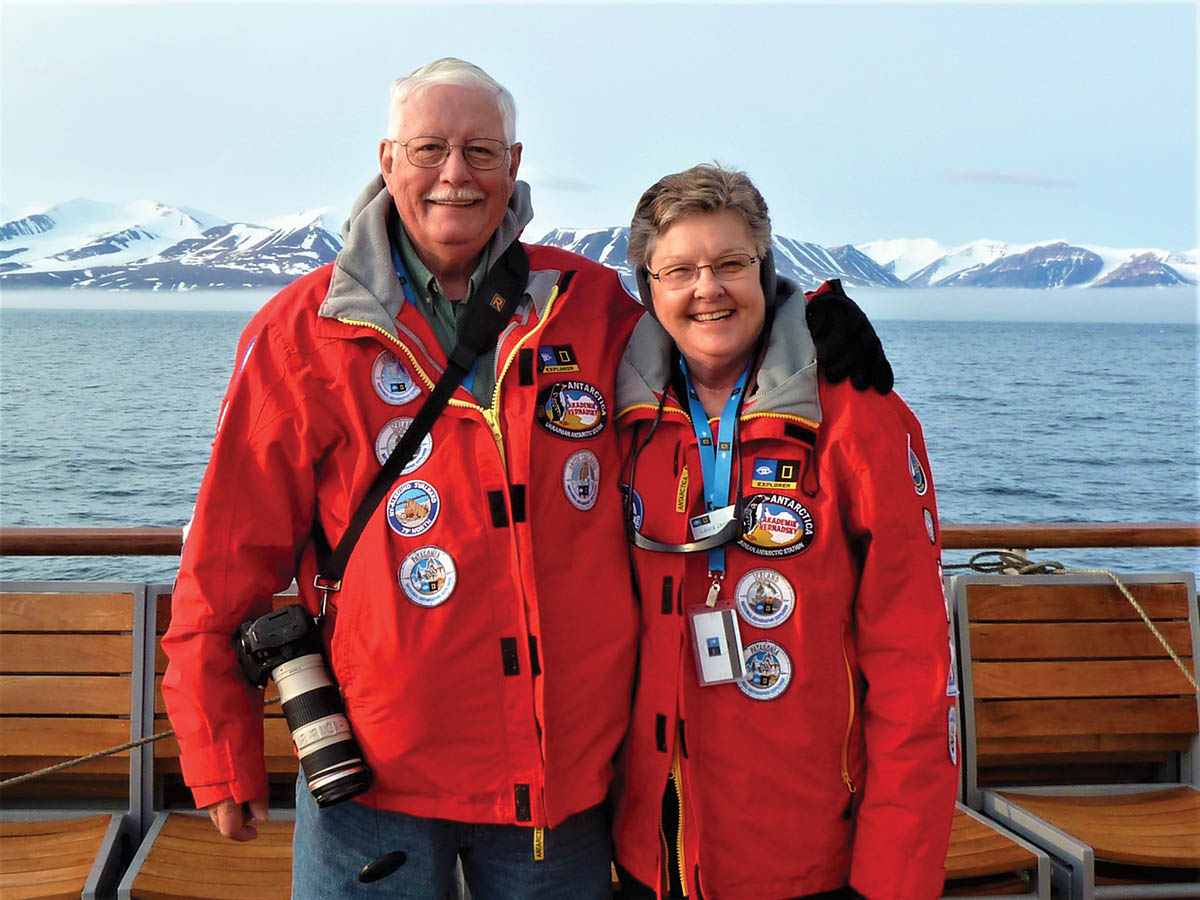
{"left": 0, "top": 523, "right": 1197, "bottom": 556}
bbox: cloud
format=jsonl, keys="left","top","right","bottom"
{"left": 945, "top": 169, "right": 1076, "bottom": 189}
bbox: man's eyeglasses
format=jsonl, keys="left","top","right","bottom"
{"left": 391, "top": 136, "right": 512, "bottom": 170}
{"left": 647, "top": 254, "right": 759, "bottom": 290}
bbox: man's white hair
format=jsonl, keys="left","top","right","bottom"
{"left": 387, "top": 58, "right": 517, "bottom": 143}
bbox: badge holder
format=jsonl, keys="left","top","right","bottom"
{"left": 688, "top": 601, "right": 747, "bottom": 686}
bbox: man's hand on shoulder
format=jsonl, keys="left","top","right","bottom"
{"left": 804, "top": 279, "right": 894, "bottom": 395}
{"left": 207, "top": 796, "right": 269, "bottom": 842}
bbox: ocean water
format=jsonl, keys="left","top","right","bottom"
{"left": 0, "top": 290, "right": 1197, "bottom": 582}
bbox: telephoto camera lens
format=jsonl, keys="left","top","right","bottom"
{"left": 237, "top": 605, "right": 373, "bottom": 807}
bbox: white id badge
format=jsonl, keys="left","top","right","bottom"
{"left": 688, "top": 603, "right": 747, "bottom": 686}
{"left": 689, "top": 504, "right": 736, "bottom": 541}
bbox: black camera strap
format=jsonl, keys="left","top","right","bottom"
{"left": 311, "top": 240, "right": 531, "bottom": 609}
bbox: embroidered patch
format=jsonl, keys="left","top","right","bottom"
{"left": 923, "top": 508, "right": 937, "bottom": 545}
{"left": 535, "top": 381, "right": 607, "bottom": 439}
{"left": 372, "top": 350, "right": 421, "bottom": 405}
{"left": 750, "top": 458, "right": 800, "bottom": 491}
{"left": 737, "top": 640, "right": 793, "bottom": 701}
{"left": 386, "top": 479, "right": 440, "bottom": 536}
{"left": 908, "top": 434, "right": 928, "bottom": 496}
{"left": 734, "top": 568, "right": 796, "bottom": 629}
{"left": 562, "top": 449, "right": 600, "bottom": 510}
{"left": 738, "top": 494, "right": 816, "bottom": 557}
{"left": 374, "top": 416, "right": 434, "bottom": 471}
{"left": 620, "top": 484, "right": 644, "bottom": 532}
{"left": 948, "top": 707, "right": 958, "bottom": 765}
{"left": 537, "top": 345, "right": 580, "bottom": 374}
{"left": 398, "top": 546, "right": 457, "bottom": 607}
{"left": 675, "top": 467, "right": 690, "bottom": 513}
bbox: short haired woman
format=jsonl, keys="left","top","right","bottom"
{"left": 612, "top": 164, "right": 959, "bottom": 900}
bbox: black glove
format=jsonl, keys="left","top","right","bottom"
{"left": 804, "top": 279, "right": 893, "bottom": 394}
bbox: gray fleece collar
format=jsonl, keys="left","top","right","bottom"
{"left": 319, "top": 176, "right": 534, "bottom": 339}
{"left": 616, "top": 278, "right": 823, "bottom": 425}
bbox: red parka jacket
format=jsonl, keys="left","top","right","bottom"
{"left": 612, "top": 282, "right": 959, "bottom": 900}
{"left": 162, "top": 178, "right": 643, "bottom": 827}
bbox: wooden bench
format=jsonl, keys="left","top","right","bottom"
{"left": 117, "top": 586, "right": 298, "bottom": 900}
{"left": 953, "top": 573, "right": 1200, "bottom": 900}
{"left": 0, "top": 583, "right": 150, "bottom": 900}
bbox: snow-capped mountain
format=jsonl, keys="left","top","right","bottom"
{"left": 857, "top": 238, "right": 1197, "bottom": 289}
{"left": 2, "top": 198, "right": 1193, "bottom": 291}
{"left": 0, "top": 201, "right": 342, "bottom": 290}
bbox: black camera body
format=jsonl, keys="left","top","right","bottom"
{"left": 236, "top": 605, "right": 322, "bottom": 687}
{"left": 235, "top": 604, "right": 373, "bottom": 807}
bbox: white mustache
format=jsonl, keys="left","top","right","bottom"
{"left": 425, "top": 189, "right": 486, "bottom": 203}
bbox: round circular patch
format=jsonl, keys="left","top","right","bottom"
{"left": 535, "top": 381, "right": 607, "bottom": 439}
{"left": 386, "top": 479, "right": 440, "bottom": 536}
{"left": 374, "top": 416, "right": 434, "bottom": 471}
{"left": 738, "top": 494, "right": 815, "bottom": 557}
{"left": 398, "top": 546, "right": 457, "bottom": 607}
{"left": 923, "top": 507, "right": 937, "bottom": 544}
{"left": 620, "top": 484, "right": 644, "bottom": 533}
{"left": 562, "top": 449, "right": 600, "bottom": 510}
{"left": 908, "top": 437, "right": 928, "bottom": 496}
{"left": 734, "top": 568, "right": 796, "bottom": 629}
{"left": 738, "top": 640, "right": 793, "bottom": 701}
{"left": 372, "top": 350, "right": 422, "bottom": 406}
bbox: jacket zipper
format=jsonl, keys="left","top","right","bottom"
{"left": 662, "top": 745, "right": 688, "bottom": 897}
{"left": 840, "top": 621, "right": 857, "bottom": 797}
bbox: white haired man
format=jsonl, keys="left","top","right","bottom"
{"left": 162, "top": 58, "right": 892, "bottom": 898}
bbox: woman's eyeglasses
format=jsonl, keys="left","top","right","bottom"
{"left": 647, "top": 254, "right": 759, "bottom": 290}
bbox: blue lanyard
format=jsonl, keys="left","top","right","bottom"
{"left": 390, "top": 242, "right": 477, "bottom": 392}
{"left": 681, "top": 360, "right": 748, "bottom": 576}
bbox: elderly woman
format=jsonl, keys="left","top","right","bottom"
{"left": 612, "top": 164, "right": 958, "bottom": 900}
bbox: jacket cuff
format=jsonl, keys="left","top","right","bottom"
{"left": 180, "top": 741, "right": 269, "bottom": 809}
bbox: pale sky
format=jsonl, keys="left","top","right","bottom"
{"left": 1, "top": 1, "right": 1196, "bottom": 251}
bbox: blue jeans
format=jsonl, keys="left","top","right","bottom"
{"left": 293, "top": 778, "right": 613, "bottom": 899}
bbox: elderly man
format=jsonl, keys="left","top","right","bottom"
{"left": 163, "top": 58, "right": 891, "bottom": 898}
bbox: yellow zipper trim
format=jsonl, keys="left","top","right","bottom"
{"left": 740, "top": 410, "right": 821, "bottom": 430}
{"left": 670, "top": 745, "right": 689, "bottom": 897}
{"left": 615, "top": 401, "right": 688, "bottom": 422}
{"left": 840, "top": 622, "right": 857, "bottom": 794}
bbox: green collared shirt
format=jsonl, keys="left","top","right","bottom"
{"left": 394, "top": 221, "right": 496, "bottom": 406}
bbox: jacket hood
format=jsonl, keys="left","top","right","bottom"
{"left": 616, "top": 276, "right": 822, "bottom": 426}
{"left": 320, "top": 175, "right": 534, "bottom": 338}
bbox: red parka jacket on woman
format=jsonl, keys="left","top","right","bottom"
{"left": 612, "top": 281, "right": 959, "bottom": 900}
{"left": 162, "top": 177, "right": 643, "bottom": 827}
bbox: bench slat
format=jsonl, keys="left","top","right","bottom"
{"left": 944, "top": 808, "right": 1037, "bottom": 879}
{"left": 0, "top": 717, "right": 130, "bottom": 757}
{"left": 0, "top": 593, "right": 135, "bottom": 632}
{"left": 0, "top": 633, "right": 133, "bottom": 674}
{"left": 966, "top": 583, "right": 1189, "bottom": 621}
{"left": 972, "top": 658, "right": 1196, "bottom": 699}
{"left": 1, "top": 674, "right": 132, "bottom": 715}
{"left": 970, "top": 621, "right": 1193, "bottom": 660}
{"left": 976, "top": 697, "right": 1199, "bottom": 739}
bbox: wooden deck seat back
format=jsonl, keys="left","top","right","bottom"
{"left": 0, "top": 585, "right": 147, "bottom": 805}
{"left": 954, "top": 573, "right": 1199, "bottom": 805}
{"left": 150, "top": 587, "right": 299, "bottom": 804}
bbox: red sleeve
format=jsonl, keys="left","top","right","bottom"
{"left": 161, "top": 314, "right": 330, "bottom": 808}
{"left": 829, "top": 384, "right": 959, "bottom": 900}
